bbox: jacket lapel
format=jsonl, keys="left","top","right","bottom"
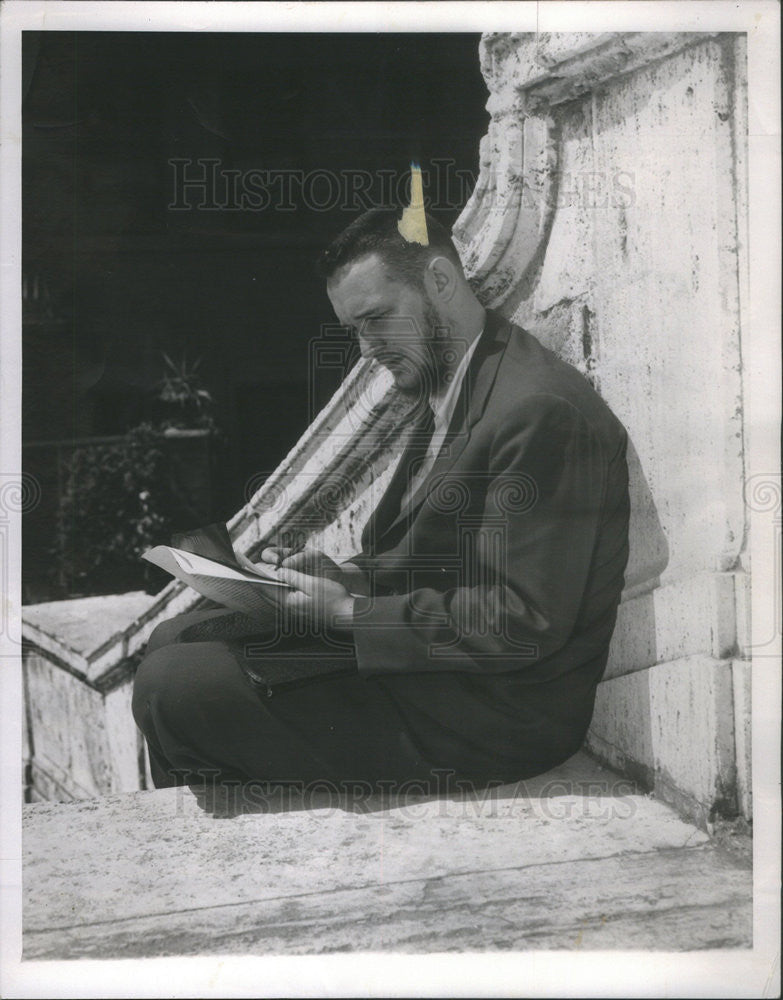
{"left": 373, "top": 309, "right": 513, "bottom": 544}
{"left": 361, "top": 410, "right": 429, "bottom": 551}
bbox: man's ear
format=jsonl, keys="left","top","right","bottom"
{"left": 425, "top": 256, "right": 458, "bottom": 302}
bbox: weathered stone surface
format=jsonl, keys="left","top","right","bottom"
{"left": 587, "top": 655, "right": 738, "bottom": 824}
{"left": 23, "top": 650, "right": 112, "bottom": 800}
{"left": 455, "top": 32, "right": 752, "bottom": 828}
{"left": 24, "top": 752, "right": 751, "bottom": 960}
{"left": 24, "top": 845, "right": 750, "bottom": 959}
{"left": 22, "top": 592, "right": 154, "bottom": 659}
{"left": 586, "top": 667, "right": 654, "bottom": 786}
{"left": 104, "top": 680, "right": 144, "bottom": 794}
{"left": 732, "top": 659, "right": 752, "bottom": 821}
{"left": 605, "top": 571, "right": 743, "bottom": 680}
{"left": 505, "top": 36, "right": 746, "bottom": 587}
{"left": 478, "top": 33, "right": 718, "bottom": 113}
{"left": 306, "top": 461, "right": 397, "bottom": 562}
{"left": 647, "top": 657, "right": 736, "bottom": 816}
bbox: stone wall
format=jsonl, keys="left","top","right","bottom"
{"left": 452, "top": 31, "right": 750, "bottom": 825}
{"left": 22, "top": 31, "right": 751, "bottom": 827}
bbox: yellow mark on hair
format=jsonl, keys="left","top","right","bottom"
{"left": 397, "top": 162, "right": 429, "bottom": 246}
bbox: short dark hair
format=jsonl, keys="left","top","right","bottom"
{"left": 316, "top": 207, "right": 464, "bottom": 288}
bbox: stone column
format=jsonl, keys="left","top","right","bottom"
{"left": 454, "top": 31, "right": 750, "bottom": 825}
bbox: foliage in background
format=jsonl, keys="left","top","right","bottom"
{"left": 52, "top": 424, "right": 177, "bottom": 596}
{"left": 50, "top": 352, "right": 222, "bottom": 598}
{"left": 151, "top": 352, "right": 218, "bottom": 431}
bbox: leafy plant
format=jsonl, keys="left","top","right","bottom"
{"left": 52, "top": 423, "right": 177, "bottom": 596}
{"left": 50, "top": 353, "right": 223, "bottom": 597}
{"left": 152, "top": 352, "right": 217, "bottom": 430}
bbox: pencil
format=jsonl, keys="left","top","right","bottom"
{"left": 275, "top": 542, "right": 305, "bottom": 570}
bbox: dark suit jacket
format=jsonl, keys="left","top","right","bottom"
{"left": 347, "top": 309, "right": 630, "bottom": 779}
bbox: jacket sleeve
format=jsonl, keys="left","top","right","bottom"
{"left": 351, "top": 394, "right": 608, "bottom": 676}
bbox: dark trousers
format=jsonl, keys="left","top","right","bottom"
{"left": 132, "top": 606, "right": 459, "bottom": 791}
{"left": 132, "top": 603, "right": 587, "bottom": 795}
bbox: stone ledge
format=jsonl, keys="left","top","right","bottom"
{"left": 22, "top": 752, "right": 751, "bottom": 959}
{"left": 22, "top": 591, "right": 155, "bottom": 681}
{"left": 586, "top": 655, "right": 743, "bottom": 826}
{"left": 23, "top": 647, "right": 145, "bottom": 798}
{"left": 22, "top": 591, "right": 154, "bottom": 658}
{"left": 605, "top": 570, "right": 744, "bottom": 680}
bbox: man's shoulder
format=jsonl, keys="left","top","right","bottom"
{"left": 488, "top": 317, "right": 626, "bottom": 444}
{"left": 500, "top": 321, "right": 590, "bottom": 394}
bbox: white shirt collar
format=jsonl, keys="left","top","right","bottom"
{"left": 428, "top": 325, "right": 484, "bottom": 431}
{"left": 397, "top": 323, "right": 486, "bottom": 510}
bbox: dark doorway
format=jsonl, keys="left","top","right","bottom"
{"left": 22, "top": 31, "right": 488, "bottom": 600}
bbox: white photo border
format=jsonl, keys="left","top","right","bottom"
{"left": 1, "top": 2, "right": 780, "bottom": 997}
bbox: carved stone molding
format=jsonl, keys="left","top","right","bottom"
{"left": 509, "top": 32, "right": 719, "bottom": 111}
{"left": 452, "top": 108, "right": 558, "bottom": 310}
{"left": 454, "top": 31, "right": 718, "bottom": 310}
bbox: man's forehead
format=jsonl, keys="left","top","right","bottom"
{"left": 327, "top": 253, "right": 405, "bottom": 318}
{"left": 328, "top": 252, "right": 394, "bottom": 290}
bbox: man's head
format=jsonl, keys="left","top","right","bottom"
{"left": 318, "top": 208, "right": 476, "bottom": 397}
{"left": 317, "top": 207, "right": 463, "bottom": 290}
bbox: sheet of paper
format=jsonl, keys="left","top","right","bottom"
{"left": 168, "top": 546, "right": 289, "bottom": 587}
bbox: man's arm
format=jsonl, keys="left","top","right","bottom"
{"left": 351, "top": 394, "right": 612, "bottom": 676}
{"left": 334, "top": 561, "right": 371, "bottom": 597}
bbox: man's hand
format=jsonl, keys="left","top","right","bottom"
{"left": 275, "top": 566, "right": 355, "bottom": 632}
{"left": 258, "top": 546, "right": 369, "bottom": 596}
{"left": 259, "top": 545, "right": 342, "bottom": 579}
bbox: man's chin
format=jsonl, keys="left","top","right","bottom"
{"left": 391, "top": 369, "right": 417, "bottom": 390}
{"left": 386, "top": 363, "right": 439, "bottom": 397}
{"left": 392, "top": 372, "right": 431, "bottom": 400}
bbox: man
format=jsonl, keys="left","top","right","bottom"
{"left": 133, "top": 207, "right": 630, "bottom": 795}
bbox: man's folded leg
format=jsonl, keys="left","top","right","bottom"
{"left": 144, "top": 602, "right": 359, "bottom": 693}
{"left": 132, "top": 607, "right": 576, "bottom": 797}
{"left": 131, "top": 636, "right": 440, "bottom": 792}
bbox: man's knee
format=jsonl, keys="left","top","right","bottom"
{"left": 132, "top": 645, "right": 191, "bottom": 733}
{"left": 133, "top": 640, "right": 243, "bottom": 733}
{"left": 145, "top": 615, "right": 187, "bottom": 654}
